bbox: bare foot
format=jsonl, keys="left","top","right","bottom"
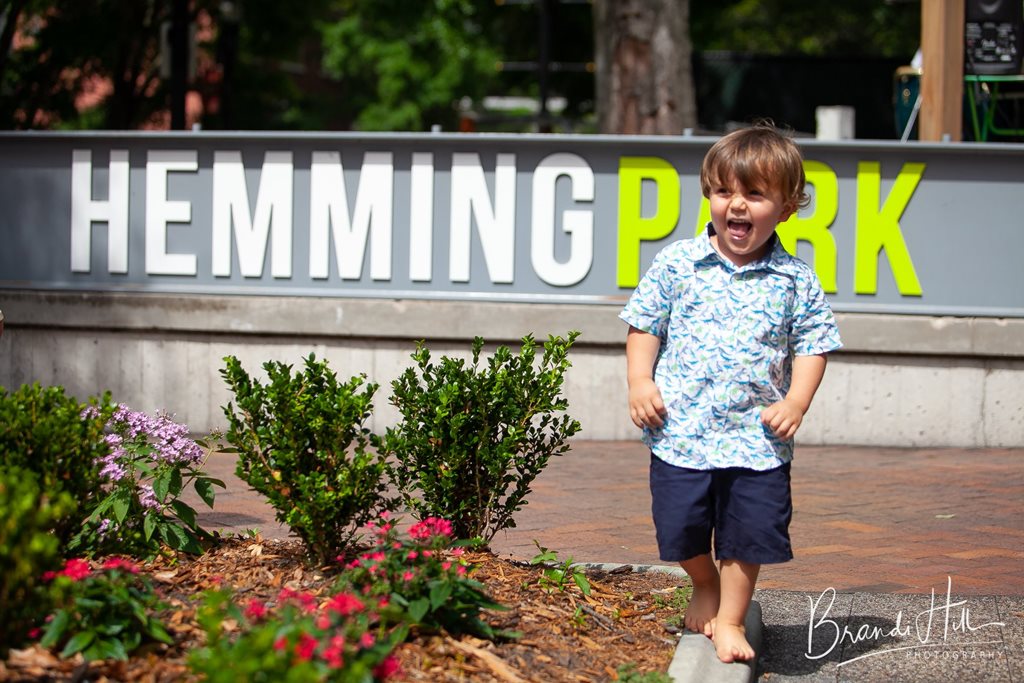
{"left": 713, "top": 622, "right": 754, "bottom": 662}
{"left": 683, "top": 580, "right": 720, "bottom": 637}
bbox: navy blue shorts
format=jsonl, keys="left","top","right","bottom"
{"left": 649, "top": 454, "right": 793, "bottom": 565}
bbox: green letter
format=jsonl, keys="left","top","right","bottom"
{"left": 777, "top": 161, "right": 839, "bottom": 293}
{"left": 854, "top": 161, "right": 924, "bottom": 296}
{"left": 694, "top": 195, "right": 711, "bottom": 237}
{"left": 616, "top": 157, "right": 680, "bottom": 287}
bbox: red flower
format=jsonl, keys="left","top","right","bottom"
{"left": 61, "top": 559, "right": 92, "bottom": 581}
{"left": 243, "top": 599, "right": 267, "bottom": 621}
{"left": 273, "top": 636, "right": 288, "bottom": 651}
{"left": 373, "top": 655, "right": 402, "bottom": 680}
{"left": 326, "top": 592, "right": 364, "bottom": 617}
{"left": 101, "top": 557, "right": 140, "bottom": 574}
{"left": 295, "top": 633, "right": 318, "bottom": 661}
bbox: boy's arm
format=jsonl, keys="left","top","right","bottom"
{"left": 626, "top": 326, "right": 667, "bottom": 429}
{"left": 761, "top": 353, "right": 828, "bottom": 439}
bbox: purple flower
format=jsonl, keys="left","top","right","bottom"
{"left": 139, "top": 484, "right": 160, "bottom": 509}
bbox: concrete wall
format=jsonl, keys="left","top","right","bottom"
{"left": 1, "top": 289, "right": 1022, "bottom": 448}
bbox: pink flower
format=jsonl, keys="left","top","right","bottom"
{"left": 273, "top": 636, "right": 288, "bottom": 651}
{"left": 402, "top": 571, "right": 415, "bottom": 582}
{"left": 406, "top": 551, "right": 418, "bottom": 561}
{"left": 316, "top": 614, "right": 331, "bottom": 630}
{"left": 26, "top": 627, "right": 42, "bottom": 640}
{"left": 373, "top": 655, "right": 402, "bottom": 680}
{"left": 359, "top": 632, "right": 375, "bottom": 648}
{"left": 295, "top": 633, "right": 318, "bottom": 661}
{"left": 244, "top": 599, "right": 267, "bottom": 621}
{"left": 380, "top": 511, "right": 391, "bottom": 520}
{"left": 441, "top": 561, "right": 452, "bottom": 571}
{"left": 457, "top": 565, "right": 467, "bottom": 576}
{"left": 101, "top": 557, "right": 140, "bottom": 574}
{"left": 61, "top": 559, "right": 92, "bottom": 581}
{"left": 41, "top": 570, "right": 57, "bottom": 582}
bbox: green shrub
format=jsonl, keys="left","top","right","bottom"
{"left": 382, "top": 333, "right": 581, "bottom": 542}
{"left": 221, "top": 354, "right": 392, "bottom": 564}
{"left": 0, "top": 383, "right": 114, "bottom": 550}
{"left": 0, "top": 466, "right": 73, "bottom": 655}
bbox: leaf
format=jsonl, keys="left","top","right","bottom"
{"left": 408, "top": 597, "right": 430, "bottom": 623}
{"left": 111, "top": 488, "right": 131, "bottom": 524}
{"left": 194, "top": 477, "right": 223, "bottom": 508}
{"left": 40, "top": 610, "right": 69, "bottom": 648}
{"left": 143, "top": 512, "right": 157, "bottom": 541}
{"left": 153, "top": 469, "right": 172, "bottom": 504}
{"left": 60, "top": 630, "right": 96, "bottom": 658}
{"left": 573, "top": 572, "right": 592, "bottom": 596}
{"left": 171, "top": 499, "right": 198, "bottom": 529}
{"left": 429, "top": 581, "right": 453, "bottom": 610}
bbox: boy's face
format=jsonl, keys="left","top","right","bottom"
{"left": 707, "top": 173, "right": 795, "bottom": 267}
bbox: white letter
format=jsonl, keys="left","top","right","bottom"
{"left": 70, "top": 149, "right": 129, "bottom": 273}
{"left": 806, "top": 588, "right": 841, "bottom": 660}
{"left": 409, "top": 152, "right": 433, "bottom": 282}
{"left": 531, "top": 153, "right": 594, "bottom": 286}
{"left": 449, "top": 152, "right": 516, "bottom": 283}
{"left": 145, "top": 150, "right": 198, "bottom": 275}
{"left": 309, "top": 151, "right": 393, "bottom": 280}
{"left": 212, "top": 151, "right": 293, "bottom": 278}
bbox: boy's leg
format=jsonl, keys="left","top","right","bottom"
{"left": 679, "top": 553, "right": 719, "bottom": 637}
{"left": 714, "top": 559, "right": 759, "bottom": 662}
{"left": 711, "top": 464, "right": 792, "bottom": 662}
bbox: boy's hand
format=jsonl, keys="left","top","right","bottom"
{"left": 629, "top": 378, "right": 667, "bottom": 429}
{"left": 761, "top": 399, "right": 805, "bottom": 439}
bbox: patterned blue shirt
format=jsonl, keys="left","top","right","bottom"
{"left": 619, "top": 227, "right": 843, "bottom": 471}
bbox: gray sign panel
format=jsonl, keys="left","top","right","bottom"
{"left": 1, "top": 131, "right": 1022, "bottom": 317}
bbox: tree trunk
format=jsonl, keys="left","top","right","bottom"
{"left": 593, "top": 0, "right": 696, "bottom": 135}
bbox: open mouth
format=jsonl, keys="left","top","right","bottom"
{"left": 726, "top": 219, "right": 752, "bottom": 239}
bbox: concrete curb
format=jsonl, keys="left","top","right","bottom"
{"left": 574, "top": 563, "right": 762, "bottom": 683}
{"left": 668, "top": 600, "right": 762, "bottom": 683}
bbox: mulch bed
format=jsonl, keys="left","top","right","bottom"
{"left": 1, "top": 538, "right": 691, "bottom": 682}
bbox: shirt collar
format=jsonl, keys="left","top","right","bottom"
{"left": 697, "top": 223, "right": 802, "bottom": 277}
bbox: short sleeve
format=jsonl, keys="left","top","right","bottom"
{"left": 618, "top": 245, "right": 680, "bottom": 338}
{"left": 790, "top": 270, "right": 843, "bottom": 356}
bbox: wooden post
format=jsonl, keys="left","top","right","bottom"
{"left": 920, "top": 0, "right": 965, "bottom": 141}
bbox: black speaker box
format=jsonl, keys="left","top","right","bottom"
{"left": 965, "top": 0, "right": 1023, "bottom": 74}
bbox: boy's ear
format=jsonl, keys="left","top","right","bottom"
{"left": 778, "top": 200, "right": 798, "bottom": 223}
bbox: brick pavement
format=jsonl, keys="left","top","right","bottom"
{"left": 194, "top": 442, "right": 1024, "bottom": 597}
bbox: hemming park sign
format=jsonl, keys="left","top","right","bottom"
{"left": 1, "top": 132, "right": 1022, "bottom": 318}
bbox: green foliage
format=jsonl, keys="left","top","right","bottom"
{"left": 0, "top": 383, "right": 114, "bottom": 549}
{"left": 37, "top": 558, "right": 172, "bottom": 661}
{"left": 338, "top": 515, "right": 513, "bottom": 641}
{"left": 529, "top": 541, "right": 591, "bottom": 597}
{"left": 652, "top": 585, "right": 693, "bottom": 630}
{"left": 0, "top": 466, "right": 73, "bottom": 655}
{"left": 615, "top": 663, "right": 674, "bottom": 683}
{"left": 319, "top": 0, "right": 502, "bottom": 131}
{"left": 76, "top": 406, "right": 225, "bottom": 558}
{"left": 691, "top": 0, "right": 919, "bottom": 57}
{"left": 383, "top": 333, "right": 581, "bottom": 543}
{"left": 188, "top": 585, "right": 406, "bottom": 682}
{"left": 220, "top": 354, "right": 392, "bottom": 564}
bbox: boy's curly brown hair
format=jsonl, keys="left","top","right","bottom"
{"left": 699, "top": 121, "right": 810, "bottom": 210}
